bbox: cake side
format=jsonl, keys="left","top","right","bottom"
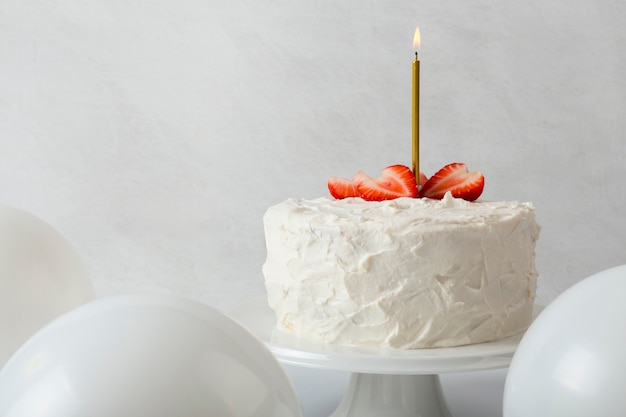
{"left": 262, "top": 193, "right": 540, "bottom": 349}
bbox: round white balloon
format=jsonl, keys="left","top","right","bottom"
{"left": 0, "top": 205, "right": 94, "bottom": 367}
{"left": 503, "top": 264, "right": 626, "bottom": 416}
{"left": 0, "top": 293, "right": 303, "bottom": 417}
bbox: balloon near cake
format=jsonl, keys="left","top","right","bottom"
{"left": 262, "top": 27, "right": 540, "bottom": 350}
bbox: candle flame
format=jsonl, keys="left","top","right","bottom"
{"left": 413, "top": 26, "right": 421, "bottom": 50}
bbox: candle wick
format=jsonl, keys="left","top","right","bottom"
{"left": 415, "top": 51, "right": 418, "bottom": 59}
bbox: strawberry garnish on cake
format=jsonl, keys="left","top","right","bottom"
{"left": 328, "top": 165, "right": 418, "bottom": 201}
{"left": 418, "top": 171, "right": 428, "bottom": 188}
{"left": 419, "top": 162, "right": 484, "bottom": 201}
{"left": 328, "top": 162, "right": 483, "bottom": 201}
{"left": 328, "top": 176, "right": 360, "bottom": 199}
{"left": 356, "top": 165, "right": 418, "bottom": 201}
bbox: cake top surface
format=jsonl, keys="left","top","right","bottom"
{"left": 269, "top": 192, "right": 535, "bottom": 227}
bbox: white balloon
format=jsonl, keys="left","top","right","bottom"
{"left": 0, "top": 293, "right": 303, "bottom": 417}
{"left": 0, "top": 205, "right": 94, "bottom": 367}
{"left": 503, "top": 264, "right": 626, "bottom": 417}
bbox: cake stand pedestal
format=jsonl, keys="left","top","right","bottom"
{"left": 329, "top": 373, "right": 451, "bottom": 417}
{"left": 230, "top": 299, "right": 531, "bottom": 417}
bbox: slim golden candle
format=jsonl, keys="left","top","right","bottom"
{"left": 412, "top": 27, "right": 421, "bottom": 183}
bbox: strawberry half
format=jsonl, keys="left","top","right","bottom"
{"left": 419, "top": 162, "right": 484, "bottom": 201}
{"left": 328, "top": 176, "right": 360, "bottom": 199}
{"left": 356, "top": 165, "right": 418, "bottom": 201}
{"left": 418, "top": 171, "right": 428, "bottom": 188}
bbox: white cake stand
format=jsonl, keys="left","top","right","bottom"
{"left": 230, "top": 299, "right": 535, "bottom": 417}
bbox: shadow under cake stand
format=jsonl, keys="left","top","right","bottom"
{"left": 230, "top": 299, "right": 534, "bottom": 417}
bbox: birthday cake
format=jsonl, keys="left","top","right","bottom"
{"left": 262, "top": 164, "right": 540, "bottom": 349}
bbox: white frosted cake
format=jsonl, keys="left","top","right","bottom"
{"left": 262, "top": 192, "right": 540, "bottom": 349}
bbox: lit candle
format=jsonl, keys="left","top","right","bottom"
{"left": 412, "top": 27, "right": 421, "bottom": 183}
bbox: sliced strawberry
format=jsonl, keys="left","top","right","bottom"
{"left": 419, "top": 162, "right": 484, "bottom": 201}
{"left": 328, "top": 176, "right": 360, "bottom": 199}
{"left": 356, "top": 165, "right": 418, "bottom": 201}
{"left": 418, "top": 171, "right": 428, "bottom": 187}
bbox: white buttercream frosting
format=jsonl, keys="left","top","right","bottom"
{"left": 262, "top": 193, "right": 540, "bottom": 349}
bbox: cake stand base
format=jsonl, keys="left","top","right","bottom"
{"left": 330, "top": 373, "right": 452, "bottom": 417}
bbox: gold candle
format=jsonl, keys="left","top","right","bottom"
{"left": 412, "top": 27, "right": 421, "bottom": 183}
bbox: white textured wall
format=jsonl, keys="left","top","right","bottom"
{"left": 1, "top": 0, "right": 625, "bottom": 311}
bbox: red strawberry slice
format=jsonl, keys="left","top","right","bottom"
{"left": 328, "top": 176, "right": 360, "bottom": 199}
{"left": 418, "top": 171, "right": 428, "bottom": 188}
{"left": 356, "top": 165, "right": 418, "bottom": 201}
{"left": 419, "top": 162, "right": 484, "bottom": 201}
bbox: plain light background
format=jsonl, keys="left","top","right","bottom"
{"left": 1, "top": 0, "right": 625, "bottom": 312}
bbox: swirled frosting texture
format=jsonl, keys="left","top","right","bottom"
{"left": 262, "top": 193, "right": 540, "bottom": 349}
